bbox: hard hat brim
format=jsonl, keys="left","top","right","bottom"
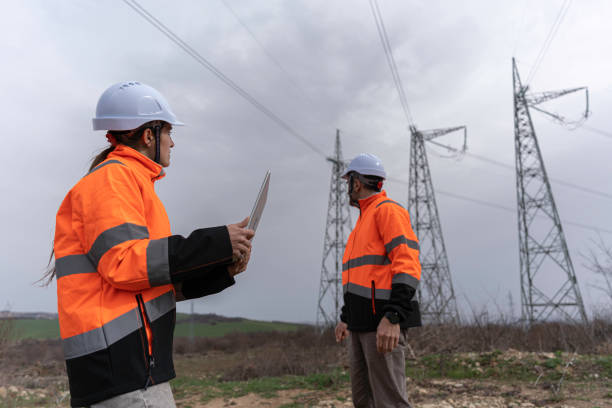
{"left": 93, "top": 117, "right": 185, "bottom": 131}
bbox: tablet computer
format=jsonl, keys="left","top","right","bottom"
{"left": 248, "top": 170, "right": 271, "bottom": 231}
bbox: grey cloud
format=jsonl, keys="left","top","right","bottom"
{"left": 1, "top": 0, "right": 611, "bottom": 322}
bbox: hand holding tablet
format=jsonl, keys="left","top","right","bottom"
{"left": 229, "top": 171, "right": 270, "bottom": 269}
{"left": 247, "top": 170, "right": 271, "bottom": 233}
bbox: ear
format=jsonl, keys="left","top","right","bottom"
{"left": 141, "top": 128, "right": 154, "bottom": 147}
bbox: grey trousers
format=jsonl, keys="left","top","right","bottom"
{"left": 349, "top": 329, "right": 411, "bottom": 408}
{"left": 89, "top": 382, "right": 176, "bottom": 408}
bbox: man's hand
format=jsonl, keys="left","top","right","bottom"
{"left": 227, "top": 217, "right": 255, "bottom": 261}
{"left": 228, "top": 246, "right": 251, "bottom": 277}
{"left": 376, "top": 316, "right": 400, "bottom": 353}
{"left": 335, "top": 321, "right": 349, "bottom": 343}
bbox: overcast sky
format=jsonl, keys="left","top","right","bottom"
{"left": 2, "top": 0, "right": 611, "bottom": 323}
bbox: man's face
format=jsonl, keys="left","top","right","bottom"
{"left": 346, "top": 173, "right": 362, "bottom": 204}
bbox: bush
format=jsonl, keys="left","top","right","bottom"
{"left": 174, "top": 327, "right": 343, "bottom": 381}
{"left": 405, "top": 317, "right": 612, "bottom": 356}
{"left": 0, "top": 318, "right": 15, "bottom": 358}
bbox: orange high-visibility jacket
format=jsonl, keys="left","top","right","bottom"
{"left": 341, "top": 191, "right": 421, "bottom": 330}
{"left": 54, "top": 145, "right": 234, "bottom": 407}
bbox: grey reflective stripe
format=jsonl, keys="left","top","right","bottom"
{"left": 392, "top": 273, "right": 420, "bottom": 290}
{"left": 62, "top": 324, "right": 106, "bottom": 360}
{"left": 147, "top": 238, "right": 170, "bottom": 286}
{"left": 384, "top": 235, "right": 419, "bottom": 253}
{"left": 62, "top": 308, "right": 141, "bottom": 360}
{"left": 89, "top": 223, "right": 149, "bottom": 266}
{"left": 342, "top": 254, "right": 390, "bottom": 271}
{"left": 376, "top": 199, "right": 404, "bottom": 210}
{"left": 56, "top": 223, "right": 149, "bottom": 280}
{"left": 88, "top": 159, "right": 125, "bottom": 174}
{"left": 55, "top": 254, "right": 96, "bottom": 278}
{"left": 343, "top": 282, "right": 391, "bottom": 300}
{"left": 145, "top": 290, "right": 176, "bottom": 322}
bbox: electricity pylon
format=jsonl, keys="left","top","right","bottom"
{"left": 408, "top": 125, "right": 465, "bottom": 324}
{"left": 316, "top": 130, "right": 352, "bottom": 328}
{"left": 512, "top": 58, "right": 588, "bottom": 324}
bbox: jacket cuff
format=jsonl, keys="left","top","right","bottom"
{"left": 168, "top": 226, "right": 233, "bottom": 283}
{"left": 382, "top": 285, "right": 417, "bottom": 322}
{"left": 340, "top": 305, "right": 348, "bottom": 323}
{"left": 178, "top": 266, "right": 235, "bottom": 300}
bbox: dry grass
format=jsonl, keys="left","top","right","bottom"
{"left": 0, "top": 317, "right": 610, "bottom": 406}
{"left": 0, "top": 318, "right": 15, "bottom": 358}
{"left": 0, "top": 316, "right": 609, "bottom": 383}
{"left": 174, "top": 327, "right": 342, "bottom": 381}
{"left": 171, "top": 316, "right": 611, "bottom": 381}
{"left": 406, "top": 317, "right": 612, "bottom": 357}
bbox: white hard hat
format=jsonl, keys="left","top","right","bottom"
{"left": 342, "top": 153, "right": 387, "bottom": 179}
{"left": 92, "top": 81, "right": 184, "bottom": 131}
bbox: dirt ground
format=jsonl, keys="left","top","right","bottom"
{"left": 1, "top": 365, "right": 607, "bottom": 407}
{"left": 180, "top": 377, "right": 611, "bottom": 408}
{"left": 0, "top": 339, "right": 610, "bottom": 407}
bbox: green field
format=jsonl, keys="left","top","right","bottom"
{"left": 8, "top": 314, "right": 302, "bottom": 340}
{"left": 174, "top": 317, "right": 301, "bottom": 338}
{"left": 11, "top": 319, "right": 60, "bottom": 340}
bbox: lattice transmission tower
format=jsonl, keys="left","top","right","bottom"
{"left": 408, "top": 125, "right": 465, "bottom": 324}
{"left": 316, "top": 130, "right": 352, "bottom": 328}
{"left": 512, "top": 58, "right": 589, "bottom": 324}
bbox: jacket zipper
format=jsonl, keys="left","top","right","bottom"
{"left": 347, "top": 209, "right": 363, "bottom": 288}
{"left": 345, "top": 209, "right": 362, "bottom": 319}
{"left": 136, "top": 294, "right": 155, "bottom": 389}
{"left": 371, "top": 280, "right": 376, "bottom": 315}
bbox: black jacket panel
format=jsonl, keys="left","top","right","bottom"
{"left": 341, "top": 289, "right": 421, "bottom": 332}
{"left": 66, "top": 310, "right": 175, "bottom": 407}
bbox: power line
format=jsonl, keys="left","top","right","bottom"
{"left": 550, "top": 177, "right": 612, "bottom": 200}
{"left": 368, "top": 0, "right": 414, "bottom": 125}
{"left": 124, "top": 0, "right": 610, "bottom": 235}
{"left": 583, "top": 124, "right": 612, "bottom": 139}
{"left": 526, "top": 0, "right": 572, "bottom": 85}
{"left": 459, "top": 150, "right": 612, "bottom": 200}
{"left": 386, "top": 176, "right": 612, "bottom": 235}
{"left": 219, "top": 0, "right": 312, "bottom": 102}
{"left": 122, "top": 0, "right": 327, "bottom": 158}
{"left": 424, "top": 143, "right": 612, "bottom": 201}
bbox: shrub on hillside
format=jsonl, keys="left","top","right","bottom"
{"left": 174, "top": 327, "right": 342, "bottom": 380}
{"left": 406, "top": 317, "right": 612, "bottom": 356}
{"left": 0, "top": 318, "right": 15, "bottom": 358}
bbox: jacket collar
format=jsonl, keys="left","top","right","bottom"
{"left": 357, "top": 190, "right": 387, "bottom": 213}
{"left": 108, "top": 145, "right": 166, "bottom": 182}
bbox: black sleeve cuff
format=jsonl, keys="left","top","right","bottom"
{"left": 178, "top": 266, "right": 236, "bottom": 300}
{"left": 382, "top": 285, "right": 417, "bottom": 321}
{"left": 168, "top": 226, "right": 233, "bottom": 283}
{"left": 340, "top": 304, "right": 348, "bottom": 323}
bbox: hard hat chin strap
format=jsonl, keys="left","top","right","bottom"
{"left": 153, "top": 125, "right": 161, "bottom": 164}
{"left": 348, "top": 173, "right": 360, "bottom": 208}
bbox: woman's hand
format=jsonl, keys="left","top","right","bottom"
{"left": 228, "top": 247, "right": 251, "bottom": 277}
{"left": 227, "top": 217, "right": 255, "bottom": 261}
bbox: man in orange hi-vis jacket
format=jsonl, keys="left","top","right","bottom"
{"left": 50, "top": 82, "right": 254, "bottom": 407}
{"left": 335, "top": 153, "right": 421, "bottom": 408}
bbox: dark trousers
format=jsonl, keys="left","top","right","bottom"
{"left": 349, "top": 329, "right": 411, "bottom": 408}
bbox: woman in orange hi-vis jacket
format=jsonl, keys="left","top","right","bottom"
{"left": 46, "top": 81, "right": 254, "bottom": 407}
